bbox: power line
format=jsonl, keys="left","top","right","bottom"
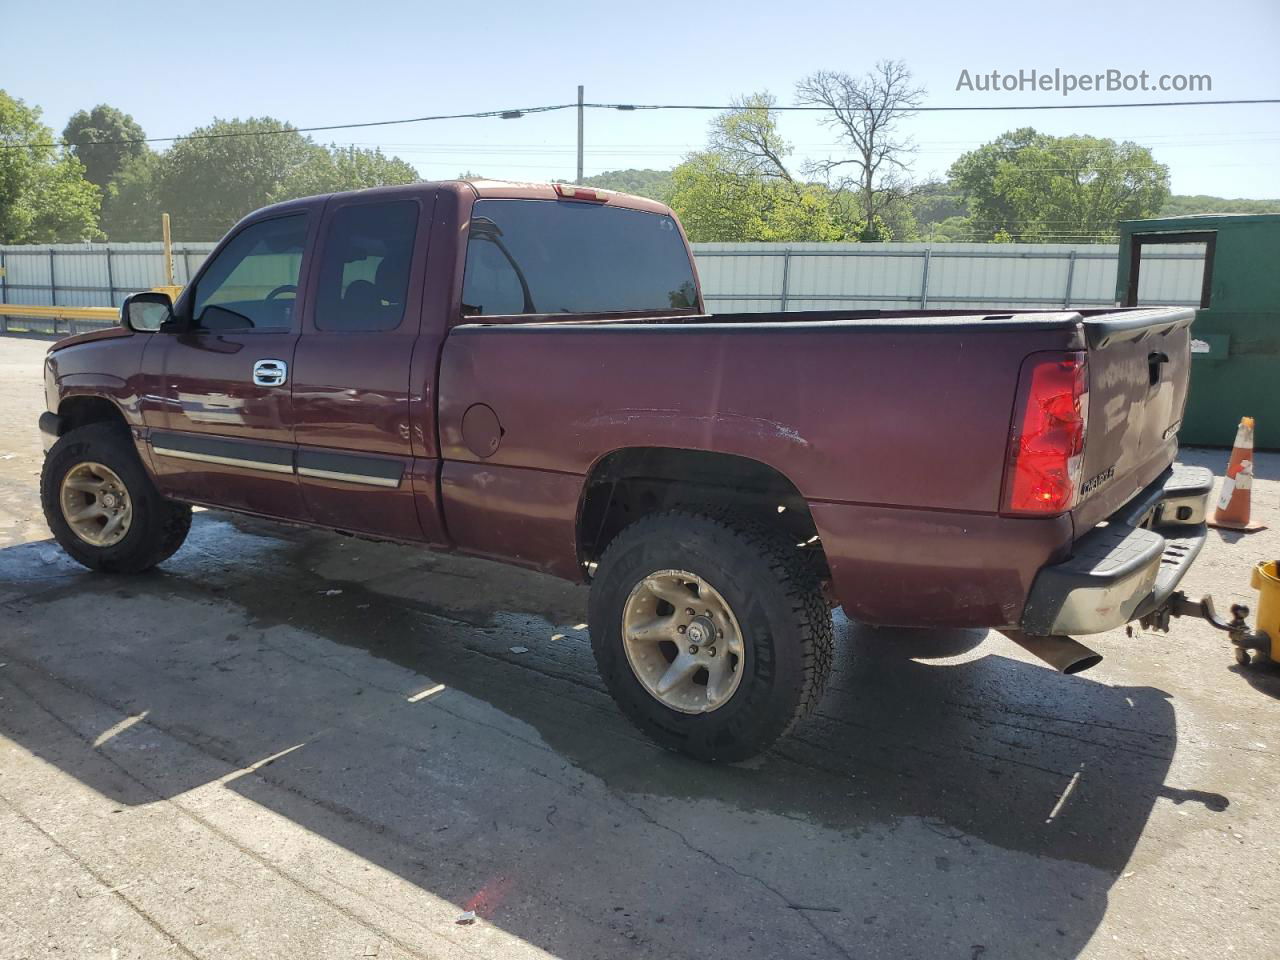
{"left": 342, "top": 140, "right": 1280, "bottom": 155}
{"left": 4, "top": 97, "right": 1278, "bottom": 151}
{"left": 593, "top": 98, "right": 1280, "bottom": 113}
{"left": 0, "top": 103, "right": 578, "bottom": 151}
{"left": 324, "top": 131, "right": 1280, "bottom": 149}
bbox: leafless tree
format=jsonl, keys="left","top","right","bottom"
{"left": 795, "top": 61, "right": 925, "bottom": 228}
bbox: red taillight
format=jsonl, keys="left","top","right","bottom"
{"left": 1002, "top": 351, "right": 1089, "bottom": 515}
{"left": 553, "top": 183, "right": 610, "bottom": 202}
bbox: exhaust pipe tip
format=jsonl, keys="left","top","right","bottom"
{"left": 1060, "top": 651, "right": 1103, "bottom": 675}
{"left": 1001, "top": 630, "right": 1103, "bottom": 675}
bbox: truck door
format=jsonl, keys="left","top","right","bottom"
{"left": 144, "top": 211, "right": 313, "bottom": 519}
{"left": 289, "top": 191, "right": 444, "bottom": 542}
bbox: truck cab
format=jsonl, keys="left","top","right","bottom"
{"left": 43, "top": 181, "right": 700, "bottom": 547}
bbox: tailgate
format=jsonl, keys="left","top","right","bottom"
{"left": 1071, "top": 308, "right": 1196, "bottom": 532}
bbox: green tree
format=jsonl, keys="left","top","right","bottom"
{"left": 949, "top": 128, "right": 1170, "bottom": 242}
{"left": 918, "top": 215, "right": 973, "bottom": 243}
{"left": 706, "top": 93, "right": 795, "bottom": 183}
{"left": 282, "top": 144, "right": 418, "bottom": 197}
{"left": 857, "top": 215, "right": 893, "bottom": 243}
{"left": 100, "top": 151, "right": 163, "bottom": 240}
{"left": 668, "top": 152, "right": 856, "bottom": 243}
{"left": 871, "top": 202, "right": 917, "bottom": 241}
{"left": 155, "top": 118, "right": 326, "bottom": 239}
{"left": 139, "top": 121, "right": 423, "bottom": 240}
{"left": 909, "top": 181, "right": 968, "bottom": 235}
{"left": 0, "top": 90, "right": 101, "bottom": 242}
{"left": 62, "top": 104, "right": 147, "bottom": 190}
{"left": 667, "top": 96, "right": 862, "bottom": 243}
{"left": 667, "top": 153, "right": 769, "bottom": 241}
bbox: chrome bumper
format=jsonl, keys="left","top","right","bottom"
{"left": 1020, "top": 464, "right": 1213, "bottom": 636}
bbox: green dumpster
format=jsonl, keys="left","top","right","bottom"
{"left": 1116, "top": 213, "right": 1280, "bottom": 450}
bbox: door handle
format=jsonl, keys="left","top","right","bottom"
{"left": 1148, "top": 351, "right": 1169, "bottom": 386}
{"left": 253, "top": 359, "right": 288, "bottom": 387}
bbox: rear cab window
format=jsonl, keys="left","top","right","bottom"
{"left": 314, "top": 200, "right": 420, "bottom": 332}
{"left": 461, "top": 199, "right": 698, "bottom": 318}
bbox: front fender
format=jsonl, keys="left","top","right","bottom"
{"left": 47, "top": 341, "right": 149, "bottom": 429}
{"left": 55, "top": 374, "right": 137, "bottom": 421}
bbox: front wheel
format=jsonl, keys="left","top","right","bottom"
{"left": 41, "top": 422, "right": 192, "bottom": 574}
{"left": 588, "top": 511, "right": 833, "bottom": 762}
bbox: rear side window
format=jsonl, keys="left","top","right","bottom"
{"left": 314, "top": 201, "right": 419, "bottom": 332}
{"left": 191, "top": 215, "right": 308, "bottom": 332}
{"left": 461, "top": 199, "right": 698, "bottom": 317}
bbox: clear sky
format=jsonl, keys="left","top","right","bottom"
{"left": 4, "top": 0, "right": 1278, "bottom": 198}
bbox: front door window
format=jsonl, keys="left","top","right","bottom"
{"left": 190, "top": 215, "right": 308, "bottom": 332}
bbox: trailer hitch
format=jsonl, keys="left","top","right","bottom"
{"left": 1133, "top": 591, "right": 1270, "bottom": 665}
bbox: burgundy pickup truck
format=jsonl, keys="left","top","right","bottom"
{"left": 37, "top": 180, "right": 1213, "bottom": 760}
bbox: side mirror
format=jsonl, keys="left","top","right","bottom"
{"left": 120, "top": 291, "right": 173, "bottom": 332}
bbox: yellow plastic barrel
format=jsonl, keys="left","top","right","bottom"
{"left": 1251, "top": 561, "right": 1280, "bottom": 659}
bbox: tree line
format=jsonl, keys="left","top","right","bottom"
{"left": 580, "top": 60, "right": 1178, "bottom": 243}
{"left": 0, "top": 92, "right": 417, "bottom": 243}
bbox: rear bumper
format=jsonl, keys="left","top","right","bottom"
{"left": 1020, "top": 463, "right": 1212, "bottom": 635}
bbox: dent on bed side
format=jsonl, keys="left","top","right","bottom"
{"left": 582, "top": 408, "right": 811, "bottom": 447}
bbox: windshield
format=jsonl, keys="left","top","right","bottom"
{"left": 461, "top": 199, "right": 698, "bottom": 317}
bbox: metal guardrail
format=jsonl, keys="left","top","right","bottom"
{"left": 0, "top": 303, "right": 118, "bottom": 336}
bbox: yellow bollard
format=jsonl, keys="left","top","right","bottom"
{"left": 151, "top": 212, "right": 184, "bottom": 303}
{"left": 1250, "top": 561, "right": 1279, "bottom": 663}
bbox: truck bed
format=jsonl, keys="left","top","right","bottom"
{"left": 442, "top": 304, "right": 1194, "bottom": 626}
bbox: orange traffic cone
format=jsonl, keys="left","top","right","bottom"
{"left": 1209, "top": 416, "right": 1266, "bottom": 532}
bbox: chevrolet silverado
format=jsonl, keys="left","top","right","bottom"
{"left": 37, "top": 180, "right": 1213, "bottom": 760}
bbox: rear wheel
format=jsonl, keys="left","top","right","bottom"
{"left": 41, "top": 422, "right": 191, "bottom": 573}
{"left": 588, "top": 511, "right": 833, "bottom": 761}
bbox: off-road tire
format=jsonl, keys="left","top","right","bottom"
{"left": 41, "top": 422, "right": 191, "bottom": 574}
{"left": 588, "top": 510, "right": 833, "bottom": 761}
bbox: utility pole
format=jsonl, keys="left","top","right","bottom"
{"left": 576, "top": 85, "right": 584, "bottom": 184}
